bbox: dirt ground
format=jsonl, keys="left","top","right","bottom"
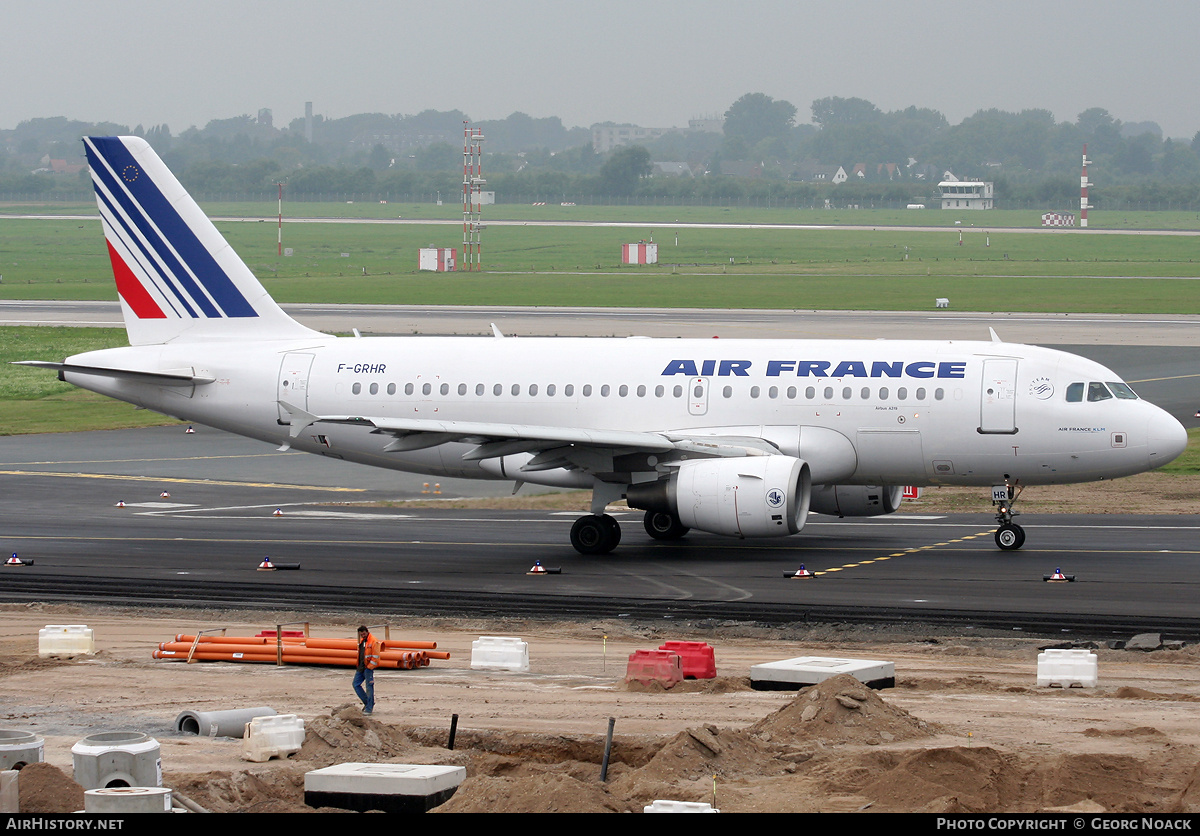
{"left": 4, "top": 603, "right": 1200, "bottom": 814}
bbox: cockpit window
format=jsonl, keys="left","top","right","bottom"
{"left": 1065, "top": 382, "right": 1084, "bottom": 403}
{"left": 1107, "top": 381, "right": 1139, "bottom": 400}
{"left": 1087, "top": 382, "right": 1113, "bottom": 402}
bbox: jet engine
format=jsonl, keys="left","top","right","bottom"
{"left": 808, "top": 484, "right": 903, "bottom": 517}
{"left": 626, "top": 455, "right": 811, "bottom": 538}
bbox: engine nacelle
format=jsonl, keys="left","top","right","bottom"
{"left": 627, "top": 456, "right": 811, "bottom": 538}
{"left": 809, "top": 484, "right": 903, "bottom": 517}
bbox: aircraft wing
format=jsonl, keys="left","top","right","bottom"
{"left": 276, "top": 401, "right": 776, "bottom": 467}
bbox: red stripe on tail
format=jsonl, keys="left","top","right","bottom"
{"left": 106, "top": 241, "right": 166, "bottom": 318}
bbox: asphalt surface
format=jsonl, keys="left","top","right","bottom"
{"left": 2, "top": 424, "right": 1199, "bottom": 636}
{"left": 2, "top": 306, "right": 1197, "bottom": 632}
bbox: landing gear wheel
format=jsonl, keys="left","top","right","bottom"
{"left": 995, "top": 523, "right": 1025, "bottom": 551}
{"left": 643, "top": 510, "right": 689, "bottom": 541}
{"left": 571, "top": 514, "right": 621, "bottom": 555}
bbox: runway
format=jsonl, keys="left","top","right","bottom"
{"left": 5, "top": 300, "right": 1200, "bottom": 345}
{"left": 2, "top": 425, "right": 1199, "bottom": 635}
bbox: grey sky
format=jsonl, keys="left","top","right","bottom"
{"left": 5, "top": 0, "right": 1198, "bottom": 139}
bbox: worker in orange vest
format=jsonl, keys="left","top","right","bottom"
{"left": 354, "top": 625, "right": 381, "bottom": 714}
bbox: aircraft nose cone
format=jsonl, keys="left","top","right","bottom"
{"left": 1148, "top": 409, "right": 1188, "bottom": 469}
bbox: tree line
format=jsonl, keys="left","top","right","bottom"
{"left": 4, "top": 96, "right": 1200, "bottom": 209}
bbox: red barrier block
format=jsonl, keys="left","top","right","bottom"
{"left": 658, "top": 641, "right": 717, "bottom": 679}
{"left": 625, "top": 650, "right": 683, "bottom": 688}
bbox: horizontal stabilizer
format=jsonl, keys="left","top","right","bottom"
{"left": 13, "top": 360, "right": 213, "bottom": 387}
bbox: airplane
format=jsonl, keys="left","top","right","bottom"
{"left": 18, "top": 137, "right": 1189, "bottom": 555}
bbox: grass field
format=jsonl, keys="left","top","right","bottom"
{"left": 3, "top": 213, "right": 1200, "bottom": 312}
{"left": 0, "top": 326, "right": 182, "bottom": 435}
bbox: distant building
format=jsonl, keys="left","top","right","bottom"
{"left": 591, "top": 124, "right": 676, "bottom": 153}
{"left": 790, "top": 160, "right": 848, "bottom": 184}
{"left": 938, "top": 180, "right": 994, "bottom": 210}
{"left": 34, "top": 155, "right": 84, "bottom": 175}
{"left": 688, "top": 116, "right": 725, "bottom": 134}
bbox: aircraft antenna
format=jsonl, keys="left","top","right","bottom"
{"left": 1080, "top": 144, "right": 1092, "bottom": 229}
{"left": 462, "top": 122, "right": 486, "bottom": 271}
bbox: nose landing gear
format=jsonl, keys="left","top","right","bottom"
{"left": 992, "top": 482, "right": 1025, "bottom": 551}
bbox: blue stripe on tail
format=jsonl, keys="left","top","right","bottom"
{"left": 85, "top": 137, "right": 257, "bottom": 318}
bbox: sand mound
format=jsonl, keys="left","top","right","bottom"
{"left": 297, "top": 706, "right": 416, "bottom": 763}
{"left": 750, "top": 673, "right": 939, "bottom": 745}
{"left": 859, "top": 746, "right": 1025, "bottom": 812}
{"left": 168, "top": 765, "right": 308, "bottom": 813}
{"left": 433, "top": 772, "right": 625, "bottom": 813}
{"left": 15, "top": 762, "right": 85, "bottom": 814}
{"left": 630, "top": 724, "right": 776, "bottom": 785}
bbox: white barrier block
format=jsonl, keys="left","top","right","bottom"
{"left": 645, "top": 799, "right": 720, "bottom": 813}
{"left": 39, "top": 625, "right": 94, "bottom": 657}
{"left": 305, "top": 763, "right": 465, "bottom": 813}
{"left": 242, "top": 714, "right": 305, "bottom": 762}
{"left": 470, "top": 636, "right": 530, "bottom": 672}
{"left": 1037, "top": 648, "right": 1098, "bottom": 688}
{"left": 750, "top": 656, "right": 895, "bottom": 690}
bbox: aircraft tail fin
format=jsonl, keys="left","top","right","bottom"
{"left": 83, "top": 136, "right": 318, "bottom": 346}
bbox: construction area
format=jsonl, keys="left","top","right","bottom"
{"left": 4, "top": 604, "right": 1200, "bottom": 814}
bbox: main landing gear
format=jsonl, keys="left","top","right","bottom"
{"left": 570, "top": 514, "right": 622, "bottom": 555}
{"left": 992, "top": 482, "right": 1025, "bottom": 551}
{"left": 570, "top": 511, "right": 691, "bottom": 554}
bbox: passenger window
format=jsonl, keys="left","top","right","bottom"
{"left": 787, "top": 386, "right": 797, "bottom": 399}
{"left": 529, "top": 384, "right": 538, "bottom": 396}
{"left": 655, "top": 385, "right": 664, "bottom": 398}
{"left": 722, "top": 386, "right": 732, "bottom": 398}
{"left": 511, "top": 384, "right": 520, "bottom": 396}
{"left": 751, "top": 386, "right": 760, "bottom": 398}
{"left": 618, "top": 385, "right": 628, "bottom": 397}
{"left": 823, "top": 387, "right": 833, "bottom": 399}
{"left": 565, "top": 384, "right": 574, "bottom": 396}
{"left": 458, "top": 383, "right": 467, "bottom": 395}
{"left": 422, "top": 383, "right": 431, "bottom": 395}
{"left": 806, "top": 387, "right": 816, "bottom": 399}
{"left": 897, "top": 387, "right": 908, "bottom": 400}
{"left": 879, "top": 387, "right": 889, "bottom": 400}
{"left": 1087, "top": 382, "right": 1112, "bottom": 402}
{"left": 673, "top": 385, "right": 683, "bottom": 398}
{"left": 1065, "top": 382, "right": 1084, "bottom": 402}
{"left": 369, "top": 383, "right": 378, "bottom": 395}
{"left": 493, "top": 384, "right": 502, "bottom": 396}
{"left": 546, "top": 384, "right": 556, "bottom": 396}
{"left": 841, "top": 387, "right": 851, "bottom": 399}
{"left": 601, "top": 384, "right": 611, "bottom": 397}
{"left": 352, "top": 383, "right": 361, "bottom": 395}
{"left": 405, "top": 383, "right": 414, "bottom": 396}
{"left": 916, "top": 387, "right": 926, "bottom": 400}
{"left": 387, "top": 383, "right": 396, "bottom": 395}
{"left": 769, "top": 386, "right": 778, "bottom": 399}
{"left": 636, "top": 385, "right": 646, "bottom": 397}
{"left": 476, "top": 383, "right": 485, "bottom": 396}
{"left": 583, "top": 385, "right": 592, "bottom": 397}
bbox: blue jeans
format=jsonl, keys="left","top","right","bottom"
{"left": 353, "top": 668, "right": 374, "bottom": 712}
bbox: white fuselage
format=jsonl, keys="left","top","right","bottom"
{"left": 65, "top": 335, "right": 1185, "bottom": 490}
